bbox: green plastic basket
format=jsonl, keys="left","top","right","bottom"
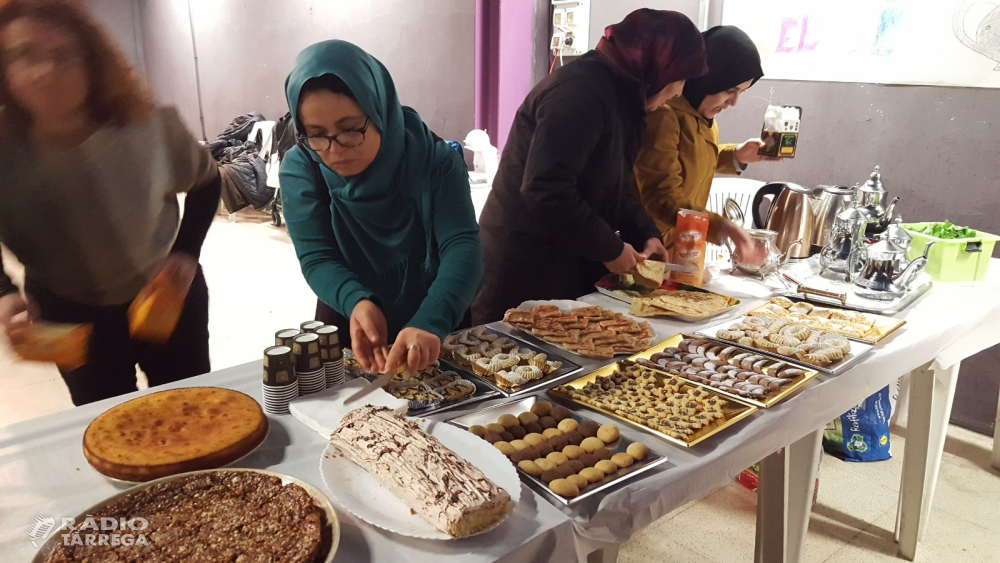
{"left": 900, "top": 223, "right": 998, "bottom": 282}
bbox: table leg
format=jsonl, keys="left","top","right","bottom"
{"left": 895, "top": 361, "right": 960, "bottom": 561}
{"left": 586, "top": 544, "right": 620, "bottom": 563}
{"left": 992, "top": 385, "right": 1000, "bottom": 471}
{"left": 754, "top": 428, "right": 823, "bottom": 563}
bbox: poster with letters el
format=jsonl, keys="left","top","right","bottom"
{"left": 722, "top": 0, "right": 1000, "bottom": 88}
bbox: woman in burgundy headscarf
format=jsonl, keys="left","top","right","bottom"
{"left": 472, "top": 9, "right": 707, "bottom": 324}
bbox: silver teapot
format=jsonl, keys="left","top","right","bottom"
{"left": 855, "top": 166, "right": 900, "bottom": 235}
{"left": 853, "top": 236, "right": 935, "bottom": 301}
{"left": 820, "top": 206, "right": 869, "bottom": 281}
{"left": 728, "top": 229, "right": 802, "bottom": 279}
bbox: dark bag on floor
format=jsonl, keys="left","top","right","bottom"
{"left": 823, "top": 386, "right": 892, "bottom": 462}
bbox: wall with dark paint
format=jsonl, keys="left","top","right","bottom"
{"left": 138, "top": 0, "right": 474, "bottom": 143}
{"left": 715, "top": 80, "right": 1000, "bottom": 434}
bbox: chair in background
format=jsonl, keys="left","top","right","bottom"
{"left": 706, "top": 176, "right": 765, "bottom": 262}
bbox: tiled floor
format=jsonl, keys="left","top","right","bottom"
{"left": 2, "top": 214, "right": 998, "bottom": 562}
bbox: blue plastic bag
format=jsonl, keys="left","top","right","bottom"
{"left": 823, "top": 386, "right": 892, "bottom": 462}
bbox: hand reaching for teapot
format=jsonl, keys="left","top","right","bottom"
{"left": 722, "top": 222, "right": 768, "bottom": 266}
{"left": 735, "top": 139, "right": 782, "bottom": 164}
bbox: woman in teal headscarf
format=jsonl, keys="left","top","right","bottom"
{"left": 280, "top": 40, "right": 482, "bottom": 374}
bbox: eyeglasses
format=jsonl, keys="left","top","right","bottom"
{"left": 4, "top": 46, "right": 83, "bottom": 70}
{"left": 299, "top": 117, "right": 370, "bottom": 150}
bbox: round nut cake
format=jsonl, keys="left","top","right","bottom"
{"left": 83, "top": 387, "right": 268, "bottom": 482}
{"left": 43, "top": 470, "right": 331, "bottom": 563}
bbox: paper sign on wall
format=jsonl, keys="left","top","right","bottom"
{"left": 722, "top": 0, "right": 1000, "bottom": 88}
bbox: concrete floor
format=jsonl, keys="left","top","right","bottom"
{"left": 2, "top": 213, "right": 998, "bottom": 562}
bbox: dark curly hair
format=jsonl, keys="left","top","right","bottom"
{"left": 0, "top": 0, "right": 153, "bottom": 132}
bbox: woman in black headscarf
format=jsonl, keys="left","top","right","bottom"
{"left": 472, "top": 9, "right": 707, "bottom": 324}
{"left": 632, "top": 25, "right": 777, "bottom": 255}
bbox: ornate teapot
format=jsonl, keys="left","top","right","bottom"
{"left": 728, "top": 229, "right": 802, "bottom": 280}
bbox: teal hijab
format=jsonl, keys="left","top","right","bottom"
{"left": 284, "top": 40, "right": 447, "bottom": 275}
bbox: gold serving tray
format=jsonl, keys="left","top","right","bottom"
{"left": 625, "top": 335, "right": 819, "bottom": 409}
{"left": 745, "top": 301, "right": 905, "bottom": 344}
{"left": 548, "top": 361, "right": 758, "bottom": 448}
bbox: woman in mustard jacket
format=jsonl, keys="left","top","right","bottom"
{"left": 633, "top": 26, "right": 777, "bottom": 257}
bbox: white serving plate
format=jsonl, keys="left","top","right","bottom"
{"left": 319, "top": 417, "right": 520, "bottom": 540}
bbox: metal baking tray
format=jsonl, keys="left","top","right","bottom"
{"left": 446, "top": 396, "right": 669, "bottom": 506}
{"left": 626, "top": 335, "right": 819, "bottom": 408}
{"left": 349, "top": 365, "right": 499, "bottom": 416}
{"left": 548, "top": 363, "right": 758, "bottom": 448}
{"left": 745, "top": 300, "right": 905, "bottom": 344}
{"left": 594, "top": 274, "right": 741, "bottom": 323}
{"left": 443, "top": 327, "right": 583, "bottom": 397}
{"left": 696, "top": 318, "right": 874, "bottom": 375}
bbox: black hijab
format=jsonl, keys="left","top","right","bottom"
{"left": 682, "top": 26, "right": 763, "bottom": 113}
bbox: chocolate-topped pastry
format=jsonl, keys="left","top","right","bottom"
{"left": 550, "top": 406, "right": 572, "bottom": 422}
{"left": 524, "top": 422, "right": 543, "bottom": 434}
{"left": 486, "top": 423, "right": 506, "bottom": 434}
{"left": 508, "top": 425, "right": 527, "bottom": 439}
{"left": 539, "top": 416, "right": 557, "bottom": 430}
{"left": 540, "top": 469, "right": 560, "bottom": 484}
{"left": 547, "top": 435, "right": 568, "bottom": 451}
{"left": 564, "top": 430, "right": 584, "bottom": 446}
{"left": 578, "top": 421, "right": 600, "bottom": 438}
{"left": 579, "top": 453, "right": 599, "bottom": 468}
{"left": 593, "top": 447, "right": 612, "bottom": 461}
{"left": 484, "top": 432, "right": 502, "bottom": 444}
{"left": 566, "top": 459, "right": 585, "bottom": 474}
{"left": 555, "top": 464, "right": 576, "bottom": 478}
{"left": 499, "top": 431, "right": 514, "bottom": 442}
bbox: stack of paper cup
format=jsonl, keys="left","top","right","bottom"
{"left": 274, "top": 328, "right": 300, "bottom": 347}
{"left": 300, "top": 320, "right": 324, "bottom": 333}
{"left": 262, "top": 346, "right": 298, "bottom": 415}
{"left": 292, "top": 333, "right": 325, "bottom": 394}
{"left": 316, "top": 325, "right": 345, "bottom": 388}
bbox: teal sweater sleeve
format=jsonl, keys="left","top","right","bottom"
{"left": 279, "top": 147, "right": 374, "bottom": 316}
{"left": 405, "top": 153, "right": 483, "bottom": 339}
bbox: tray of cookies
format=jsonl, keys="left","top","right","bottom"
{"left": 350, "top": 359, "right": 500, "bottom": 416}
{"left": 549, "top": 362, "right": 758, "bottom": 448}
{"left": 747, "top": 296, "right": 905, "bottom": 344}
{"left": 441, "top": 327, "right": 583, "bottom": 397}
{"left": 696, "top": 315, "right": 874, "bottom": 375}
{"left": 501, "top": 301, "right": 654, "bottom": 360}
{"left": 447, "top": 397, "right": 668, "bottom": 505}
{"left": 626, "top": 335, "right": 819, "bottom": 408}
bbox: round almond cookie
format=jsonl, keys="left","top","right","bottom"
{"left": 597, "top": 423, "right": 620, "bottom": 444}
{"left": 493, "top": 441, "right": 516, "bottom": 457}
{"left": 611, "top": 452, "right": 635, "bottom": 468}
{"left": 557, "top": 418, "right": 579, "bottom": 433}
{"left": 581, "top": 436, "right": 605, "bottom": 453}
{"left": 497, "top": 414, "right": 520, "bottom": 428}
{"left": 542, "top": 428, "right": 564, "bottom": 439}
{"left": 518, "top": 459, "right": 543, "bottom": 477}
{"left": 486, "top": 423, "right": 506, "bottom": 435}
{"left": 468, "top": 425, "right": 487, "bottom": 437}
{"left": 562, "top": 445, "right": 585, "bottom": 460}
{"left": 518, "top": 412, "right": 540, "bottom": 426}
{"left": 626, "top": 442, "right": 649, "bottom": 461}
{"left": 595, "top": 460, "right": 619, "bottom": 475}
{"left": 549, "top": 478, "right": 579, "bottom": 498}
{"left": 534, "top": 458, "right": 557, "bottom": 472}
{"left": 509, "top": 439, "right": 529, "bottom": 451}
{"left": 530, "top": 400, "right": 553, "bottom": 417}
{"left": 547, "top": 451, "right": 569, "bottom": 466}
{"left": 566, "top": 473, "right": 589, "bottom": 490}
{"left": 523, "top": 433, "right": 546, "bottom": 447}
{"left": 579, "top": 467, "right": 605, "bottom": 483}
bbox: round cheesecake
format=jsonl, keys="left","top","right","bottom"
{"left": 83, "top": 387, "right": 268, "bottom": 482}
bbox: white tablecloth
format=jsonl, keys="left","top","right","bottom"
{"left": 2, "top": 262, "right": 999, "bottom": 562}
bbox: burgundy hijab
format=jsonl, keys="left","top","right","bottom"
{"left": 596, "top": 9, "right": 708, "bottom": 97}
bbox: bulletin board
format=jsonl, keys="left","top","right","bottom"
{"left": 721, "top": 0, "right": 1000, "bottom": 88}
